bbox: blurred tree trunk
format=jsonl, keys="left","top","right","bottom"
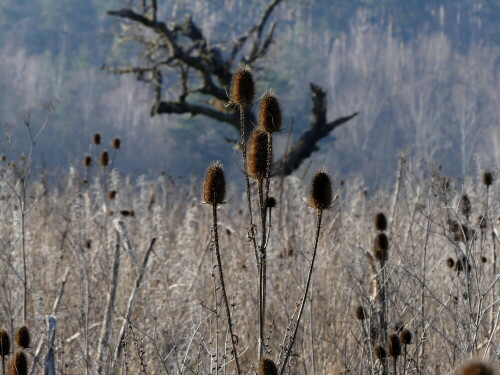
{"left": 105, "top": 0, "right": 357, "bottom": 175}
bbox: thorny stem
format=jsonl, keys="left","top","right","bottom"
{"left": 212, "top": 204, "right": 241, "bottom": 375}
{"left": 239, "top": 105, "right": 261, "bottom": 360}
{"left": 257, "top": 179, "right": 267, "bottom": 359}
{"left": 279, "top": 209, "right": 323, "bottom": 375}
{"left": 21, "top": 180, "right": 27, "bottom": 323}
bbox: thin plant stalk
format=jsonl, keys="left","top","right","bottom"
{"left": 279, "top": 209, "right": 323, "bottom": 375}
{"left": 212, "top": 204, "right": 241, "bottom": 375}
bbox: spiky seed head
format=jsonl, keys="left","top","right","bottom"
{"left": 400, "top": 329, "right": 412, "bottom": 345}
{"left": 0, "top": 329, "right": 10, "bottom": 356}
{"left": 457, "top": 361, "right": 495, "bottom": 375}
{"left": 309, "top": 169, "right": 333, "bottom": 210}
{"left": 482, "top": 171, "right": 493, "bottom": 186}
{"left": 446, "top": 257, "right": 455, "bottom": 268}
{"left": 112, "top": 137, "right": 121, "bottom": 149}
{"left": 92, "top": 133, "right": 101, "bottom": 145}
{"left": 14, "top": 327, "right": 30, "bottom": 349}
{"left": 374, "top": 345, "right": 386, "bottom": 360}
{"left": 375, "top": 212, "right": 387, "bottom": 231}
{"left": 258, "top": 358, "right": 278, "bottom": 375}
{"left": 266, "top": 197, "right": 276, "bottom": 208}
{"left": 7, "top": 351, "right": 27, "bottom": 375}
{"left": 231, "top": 66, "right": 254, "bottom": 106}
{"left": 259, "top": 91, "right": 282, "bottom": 133}
{"left": 100, "top": 150, "right": 109, "bottom": 167}
{"left": 373, "top": 233, "right": 389, "bottom": 263}
{"left": 247, "top": 130, "right": 270, "bottom": 181}
{"left": 460, "top": 194, "right": 472, "bottom": 218}
{"left": 83, "top": 155, "right": 92, "bottom": 167}
{"left": 108, "top": 190, "right": 117, "bottom": 200}
{"left": 387, "top": 334, "right": 402, "bottom": 357}
{"left": 203, "top": 162, "right": 226, "bottom": 205}
{"left": 355, "top": 305, "right": 366, "bottom": 320}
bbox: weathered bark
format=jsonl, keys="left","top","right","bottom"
{"left": 106, "top": 1, "right": 357, "bottom": 175}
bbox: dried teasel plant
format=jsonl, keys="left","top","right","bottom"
{"left": 202, "top": 162, "right": 241, "bottom": 374}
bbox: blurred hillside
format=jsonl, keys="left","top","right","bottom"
{"left": 0, "top": 0, "right": 498, "bottom": 185}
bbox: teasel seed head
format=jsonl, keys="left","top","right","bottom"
{"left": 112, "top": 137, "right": 121, "bottom": 149}
{"left": 14, "top": 327, "right": 30, "bottom": 349}
{"left": 100, "top": 150, "right": 109, "bottom": 167}
{"left": 203, "top": 161, "right": 226, "bottom": 205}
{"left": 375, "top": 212, "right": 387, "bottom": 231}
{"left": 231, "top": 65, "right": 254, "bottom": 106}
{"left": 387, "top": 333, "right": 402, "bottom": 357}
{"left": 373, "top": 233, "right": 389, "bottom": 263}
{"left": 0, "top": 329, "right": 10, "bottom": 356}
{"left": 83, "top": 155, "right": 92, "bottom": 167}
{"left": 266, "top": 196, "right": 276, "bottom": 208}
{"left": 446, "top": 257, "right": 455, "bottom": 268}
{"left": 355, "top": 305, "right": 366, "bottom": 320}
{"left": 309, "top": 169, "right": 333, "bottom": 211}
{"left": 247, "top": 129, "right": 270, "bottom": 181}
{"left": 259, "top": 90, "right": 282, "bottom": 133}
{"left": 92, "top": 133, "right": 101, "bottom": 145}
{"left": 400, "top": 329, "right": 412, "bottom": 345}
{"left": 457, "top": 361, "right": 495, "bottom": 375}
{"left": 258, "top": 357, "right": 278, "bottom": 375}
{"left": 7, "top": 351, "right": 27, "bottom": 375}
{"left": 482, "top": 171, "right": 493, "bottom": 187}
{"left": 374, "top": 345, "right": 386, "bottom": 360}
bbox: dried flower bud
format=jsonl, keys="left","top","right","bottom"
{"left": 387, "top": 333, "right": 402, "bottom": 357}
{"left": 309, "top": 169, "right": 333, "bottom": 211}
{"left": 375, "top": 212, "right": 387, "bottom": 231}
{"left": 258, "top": 358, "right": 278, "bottom": 375}
{"left": 92, "top": 133, "right": 101, "bottom": 145}
{"left": 247, "top": 130, "right": 270, "bottom": 181}
{"left": 259, "top": 91, "right": 282, "bottom": 133}
{"left": 355, "top": 305, "right": 365, "bottom": 320}
{"left": 231, "top": 66, "right": 254, "bottom": 106}
{"left": 400, "top": 329, "right": 412, "bottom": 345}
{"left": 112, "top": 137, "right": 121, "bottom": 149}
{"left": 0, "top": 329, "right": 10, "bottom": 356}
{"left": 100, "top": 150, "right": 109, "bottom": 167}
{"left": 83, "top": 155, "right": 92, "bottom": 167}
{"left": 14, "top": 326, "right": 30, "bottom": 349}
{"left": 482, "top": 171, "right": 493, "bottom": 186}
{"left": 203, "top": 162, "right": 226, "bottom": 205}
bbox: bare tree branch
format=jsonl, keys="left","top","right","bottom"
{"left": 106, "top": 1, "right": 358, "bottom": 176}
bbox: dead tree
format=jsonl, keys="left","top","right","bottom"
{"left": 104, "top": 0, "right": 357, "bottom": 175}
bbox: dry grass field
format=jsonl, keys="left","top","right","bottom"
{"left": 0, "top": 141, "right": 498, "bottom": 374}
